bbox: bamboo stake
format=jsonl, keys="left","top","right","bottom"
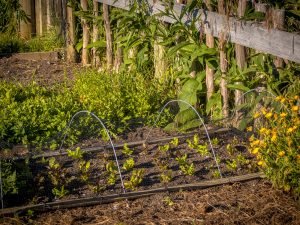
{"left": 103, "top": 3, "right": 113, "bottom": 70}
{"left": 81, "top": 0, "right": 90, "bottom": 65}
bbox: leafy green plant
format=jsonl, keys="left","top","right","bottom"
{"left": 158, "top": 144, "right": 170, "bottom": 152}
{"left": 106, "top": 161, "right": 118, "bottom": 185}
{"left": 122, "top": 143, "right": 133, "bottom": 156}
{"left": 159, "top": 170, "right": 173, "bottom": 184}
{"left": 122, "top": 158, "right": 135, "bottom": 171}
{"left": 226, "top": 159, "right": 238, "bottom": 171}
{"left": 196, "top": 144, "right": 210, "bottom": 157}
{"left": 124, "top": 169, "right": 144, "bottom": 190}
{"left": 170, "top": 137, "right": 179, "bottom": 148}
{"left": 176, "top": 154, "right": 195, "bottom": 176}
{"left": 46, "top": 157, "right": 69, "bottom": 198}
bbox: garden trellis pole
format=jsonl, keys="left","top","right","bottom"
{"left": 93, "top": 0, "right": 101, "bottom": 68}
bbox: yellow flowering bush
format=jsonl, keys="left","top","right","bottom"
{"left": 248, "top": 95, "right": 300, "bottom": 197}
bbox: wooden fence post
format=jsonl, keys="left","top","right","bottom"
{"left": 19, "top": 0, "right": 32, "bottom": 39}
{"left": 81, "top": 0, "right": 90, "bottom": 65}
{"left": 272, "top": 8, "right": 285, "bottom": 68}
{"left": 66, "top": 2, "right": 77, "bottom": 63}
{"left": 234, "top": 0, "right": 247, "bottom": 124}
{"left": 93, "top": 0, "right": 101, "bottom": 68}
{"left": 103, "top": 3, "right": 113, "bottom": 70}
{"left": 218, "top": 0, "right": 229, "bottom": 119}
{"left": 205, "top": 0, "right": 215, "bottom": 101}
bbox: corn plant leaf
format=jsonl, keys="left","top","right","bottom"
{"left": 227, "top": 84, "right": 250, "bottom": 92}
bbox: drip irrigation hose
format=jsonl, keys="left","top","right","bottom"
{"left": 58, "top": 110, "right": 125, "bottom": 193}
{"left": 0, "top": 160, "right": 3, "bottom": 210}
{"left": 144, "top": 99, "right": 223, "bottom": 178}
{"left": 0, "top": 172, "right": 265, "bottom": 216}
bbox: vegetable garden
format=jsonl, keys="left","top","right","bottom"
{"left": 0, "top": 0, "right": 299, "bottom": 224}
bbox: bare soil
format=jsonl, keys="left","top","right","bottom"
{"left": 0, "top": 57, "right": 299, "bottom": 225}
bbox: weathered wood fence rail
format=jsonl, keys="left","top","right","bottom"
{"left": 98, "top": 0, "right": 300, "bottom": 64}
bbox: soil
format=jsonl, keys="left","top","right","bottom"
{"left": 0, "top": 57, "right": 299, "bottom": 224}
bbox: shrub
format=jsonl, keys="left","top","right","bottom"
{"left": 248, "top": 95, "right": 300, "bottom": 197}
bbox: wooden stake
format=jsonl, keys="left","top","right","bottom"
{"left": 103, "top": 3, "right": 113, "bottom": 70}
{"left": 81, "top": 0, "right": 90, "bottom": 65}
{"left": 154, "top": 36, "right": 167, "bottom": 80}
{"left": 19, "top": 0, "right": 32, "bottom": 39}
{"left": 234, "top": 0, "right": 247, "bottom": 124}
{"left": 218, "top": 0, "right": 229, "bottom": 119}
{"left": 205, "top": 0, "right": 214, "bottom": 101}
{"left": 66, "top": 3, "right": 77, "bottom": 63}
{"left": 272, "top": 8, "right": 285, "bottom": 68}
{"left": 92, "top": 0, "right": 101, "bottom": 68}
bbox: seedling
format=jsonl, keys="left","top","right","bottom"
{"left": 67, "top": 147, "right": 84, "bottom": 160}
{"left": 122, "top": 143, "right": 133, "bottom": 156}
{"left": 159, "top": 170, "right": 172, "bottom": 184}
{"left": 211, "top": 137, "right": 220, "bottom": 146}
{"left": 158, "top": 144, "right": 170, "bottom": 152}
{"left": 124, "top": 169, "right": 144, "bottom": 190}
{"left": 212, "top": 170, "right": 221, "bottom": 178}
{"left": 170, "top": 137, "right": 179, "bottom": 148}
{"left": 226, "top": 144, "right": 235, "bottom": 156}
{"left": 52, "top": 185, "right": 68, "bottom": 199}
{"left": 123, "top": 158, "right": 135, "bottom": 171}
{"left": 176, "top": 154, "right": 195, "bottom": 176}
{"left": 163, "top": 196, "right": 174, "bottom": 206}
{"left": 106, "top": 161, "right": 118, "bottom": 185}
{"left": 226, "top": 159, "right": 238, "bottom": 171}
{"left": 196, "top": 144, "right": 210, "bottom": 157}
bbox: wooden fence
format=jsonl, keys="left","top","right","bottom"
{"left": 98, "top": 0, "right": 300, "bottom": 64}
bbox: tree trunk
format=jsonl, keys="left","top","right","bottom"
{"left": 272, "top": 8, "right": 285, "bottom": 68}
{"left": 234, "top": 0, "right": 247, "bottom": 120}
{"left": 205, "top": 0, "right": 214, "bottom": 101}
{"left": 218, "top": 0, "right": 229, "bottom": 118}
{"left": 66, "top": 4, "right": 77, "bottom": 63}
{"left": 81, "top": 0, "right": 90, "bottom": 65}
{"left": 103, "top": 4, "right": 113, "bottom": 70}
{"left": 46, "top": 0, "right": 54, "bottom": 31}
{"left": 19, "top": 0, "right": 32, "bottom": 39}
{"left": 92, "top": 0, "right": 100, "bottom": 68}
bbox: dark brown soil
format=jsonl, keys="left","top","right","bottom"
{"left": 0, "top": 56, "right": 79, "bottom": 86}
{"left": 0, "top": 57, "right": 299, "bottom": 225}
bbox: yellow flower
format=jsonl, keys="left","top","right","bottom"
{"left": 252, "top": 148, "right": 259, "bottom": 154}
{"left": 275, "top": 96, "right": 282, "bottom": 101}
{"left": 250, "top": 140, "right": 260, "bottom": 147}
{"left": 294, "top": 95, "right": 299, "bottom": 100}
{"left": 292, "top": 105, "right": 299, "bottom": 112}
{"left": 271, "top": 134, "right": 277, "bottom": 142}
{"left": 280, "top": 98, "right": 286, "bottom": 103}
{"left": 265, "top": 112, "right": 273, "bottom": 119}
{"left": 280, "top": 112, "right": 287, "bottom": 118}
{"left": 278, "top": 151, "right": 285, "bottom": 157}
{"left": 247, "top": 126, "right": 253, "bottom": 132}
{"left": 287, "top": 127, "right": 294, "bottom": 134}
{"left": 257, "top": 161, "right": 264, "bottom": 166}
{"left": 259, "top": 127, "right": 267, "bottom": 134}
{"left": 261, "top": 108, "right": 267, "bottom": 115}
{"left": 253, "top": 112, "right": 260, "bottom": 119}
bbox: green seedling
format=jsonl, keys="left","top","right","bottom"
{"left": 123, "top": 158, "right": 135, "bottom": 171}
{"left": 106, "top": 161, "right": 118, "bottom": 185}
{"left": 163, "top": 196, "right": 174, "bottom": 206}
{"left": 79, "top": 160, "right": 91, "bottom": 182}
{"left": 170, "top": 137, "right": 179, "bottom": 148}
{"left": 124, "top": 169, "right": 144, "bottom": 190}
{"left": 211, "top": 137, "right": 220, "bottom": 146}
{"left": 226, "top": 159, "right": 238, "bottom": 171}
{"left": 226, "top": 144, "right": 235, "bottom": 156}
{"left": 176, "top": 154, "right": 195, "bottom": 176}
{"left": 196, "top": 144, "right": 210, "bottom": 157}
{"left": 52, "top": 185, "right": 68, "bottom": 199}
{"left": 159, "top": 170, "right": 172, "bottom": 184}
{"left": 236, "top": 154, "right": 250, "bottom": 167}
{"left": 158, "top": 144, "right": 170, "bottom": 152}
{"left": 67, "top": 147, "right": 84, "bottom": 160}
{"left": 212, "top": 170, "right": 221, "bottom": 179}
{"left": 122, "top": 143, "right": 133, "bottom": 156}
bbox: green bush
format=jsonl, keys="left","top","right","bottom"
{"left": 0, "top": 33, "right": 25, "bottom": 53}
